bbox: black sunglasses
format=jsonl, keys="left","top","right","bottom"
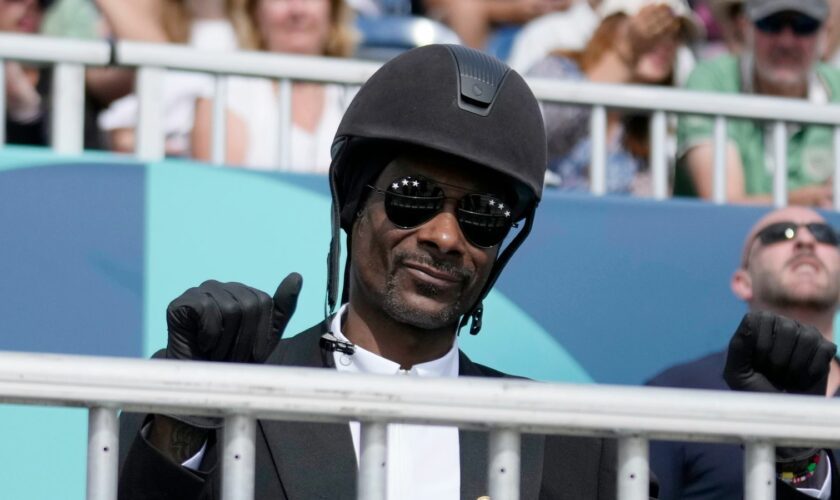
{"left": 755, "top": 221, "right": 840, "bottom": 247}
{"left": 754, "top": 12, "right": 821, "bottom": 36}
{"left": 367, "top": 175, "right": 515, "bottom": 248}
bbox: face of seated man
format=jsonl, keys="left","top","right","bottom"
{"left": 751, "top": 10, "right": 826, "bottom": 91}
{"left": 734, "top": 206, "right": 840, "bottom": 312}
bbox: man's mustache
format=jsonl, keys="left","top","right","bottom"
{"left": 394, "top": 251, "right": 472, "bottom": 283}
{"left": 786, "top": 251, "right": 826, "bottom": 271}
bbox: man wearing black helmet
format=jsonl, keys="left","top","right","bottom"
{"left": 118, "top": 44, "right": 632, "bottom": 500}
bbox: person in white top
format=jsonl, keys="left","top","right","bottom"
{"left": 506, "top": 0, "right": 599, "bottom": 73}
{"left": 191, "top": 0, "right": 358, "bottom": 173}
{"left": 96, "top": 0, "right": 242, "bottom": 155}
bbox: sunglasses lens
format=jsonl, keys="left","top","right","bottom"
{"left": 757, "top": 222, "right": 797, "bottom": 245}
{"left": 756, "top": 13, "right": 820, "bottom": 35}
{"left": 755, "top": 16, "right": 781, "bottom": 33}
{"left": 792, "top": 16, "right": 821, "bottom": 35}
{"left": 757, "top": 222, "right": 840, "bottom": 246}
{"left": 807, "top": 223, "right": 840, "bottom": 245}
{"left": 457, "top": 194, "right": 513, "bottom": 248}
{"left": 383, "top": 176, "right": 444, "bottom": 228}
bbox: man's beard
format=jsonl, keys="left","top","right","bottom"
{"left": 753, "top": 268, "right": 840, "bottom": 312}
{"left": 381, "top": 251, "right": 474, "bottom": 330}
{"left": 754, "top": 52, "right": 811, "bottom": 89}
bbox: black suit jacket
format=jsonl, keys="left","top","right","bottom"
{"left": 118, "top": 321, "right": 633, "bottom": 499}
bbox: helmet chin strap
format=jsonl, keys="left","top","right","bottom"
{"left": 325, "top": 150, "right": 345, "bottom": 319}
{"left": 459, "top": 202, "right": 537, "bottom": 335}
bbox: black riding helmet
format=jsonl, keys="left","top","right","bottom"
{"left": 326, "top": 44, "right": 547, "bottom": 334}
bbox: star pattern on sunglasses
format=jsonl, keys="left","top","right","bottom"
{"left": 488, "top": 199, "right": 510, "bottom": 217}
{"left": 390, "top": 176, "right": 512, "bottom": 218}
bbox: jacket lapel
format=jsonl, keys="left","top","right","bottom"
{"left": 458, "top": 351, "right": 544, "bottom": 500}
{"left": 259, "top": 322, "right": 358, "bottom": 499}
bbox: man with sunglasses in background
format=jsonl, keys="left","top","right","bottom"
{"left": 648, "top": 206, "right": 840, "bottom": 499}
{"left": 118, "top": 44, "right": 655, "bottom": 499}
{"left": 674, "top": 0, "right": 840, "bottom": 207}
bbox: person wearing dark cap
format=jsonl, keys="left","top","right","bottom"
{"left": 674, "top": 0, "right": 840, "bottom": 207}
{"left": 117, "top": 44, "right": 641, "bottom": 500}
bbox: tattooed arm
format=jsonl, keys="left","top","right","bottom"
{"left": 147, "top": 415, "right": 210, "bottom": 464}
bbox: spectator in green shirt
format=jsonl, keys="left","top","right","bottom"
{"left": 675, "top": 0, "right": 840, "bottom": 207}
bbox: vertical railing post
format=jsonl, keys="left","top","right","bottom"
{"left": 712, "top": 115, "right": 728, "bottom": 204}
{"left": 744, "top": 442, "right": 775, "bottom": 500}
{"left": 86, "top": 407, "right": 118, "bottom": 500}
{"left": 51, "top": 62, "right": 85, "bottom": 154}
{"left": 276, "top": 78, "right": 293, "bottom": 171}
{"left": 772, "top": 121, "right": 788, "bottom": 208}
{"left": 358, "top": 422, "right": 387, "bottom": 500}
{"left": 617, "top": 436, "right": 649, "bottom": 500}
{"left": 0, "top": 59, "right": 6, "bottom": 147}
{"left": 135, "top": 66, "right": 166, "bottom": 161}
{"left": 833, "top": 126, "right": 840, "bottom": 211}
{"left": 211, "top": 75, "right": 228, "bottom": 166}
{"left": 488, "top": 428, "right": 521, "bottom": 500}
{"left": 650, "top": 110, "right": 668, "bottom": 200}
{"left": 590, "top": 105, "right": 607, "bottom": 195}
{"left": 222, "top": 415, "right": 256, "bottom": 500}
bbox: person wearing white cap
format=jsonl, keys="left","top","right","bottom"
{"left": 526, "top": 0, "right": 702, "bottom": 194}
{"left": 675, "top": 0, "right": 840, "bottom": 207}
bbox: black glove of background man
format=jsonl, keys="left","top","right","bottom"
{"left": 724, "top": 311, "right": 836, "bottom": 463}
{"left": 166, "top": 273, "right": 303, "bottom": 364}
{"left": 724, "top": 311, "right": 835, "bottom": 396}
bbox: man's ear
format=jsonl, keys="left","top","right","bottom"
{"left": 731, "top": 268, "right": 753, "bottom": 301}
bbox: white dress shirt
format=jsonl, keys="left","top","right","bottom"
{"left": 180, "top": 306, "right": 461, "bottom": 499}
{"left": 329, "top": 306, "right": 461, "bottom": 500}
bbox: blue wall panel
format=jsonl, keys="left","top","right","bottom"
{"left": 0, "top": 162, "right": 144, "bottom": 357}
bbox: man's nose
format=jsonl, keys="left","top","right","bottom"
{"left": 414, "top": 208, "right": 468, "bottom": 256}
{"left": 795, "top": 225, "right": 819, "bottom": 246}
{"left": 776, "top": 25, "right": 799, "bottom": 43}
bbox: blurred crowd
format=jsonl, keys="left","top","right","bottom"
{"left": 4, "top": 0, "right": 840, "bottom": 205}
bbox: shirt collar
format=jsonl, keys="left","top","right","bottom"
{"left": 329, "top": 304, "right": 460, "bottom": 377}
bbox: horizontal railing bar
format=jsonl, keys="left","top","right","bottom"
{"left": 527, "top": 77, "right": 840, "bottom": 125}
{"left": 0, "top": 33, "right": 110, "bottom": 65}
{"left": 1, "top": 352, "right": 840, "bottom": 447}
{"left": 116, "top": 41, "right": 381, "bottom": 84}
{"left": 0, "top": 35, "right": 836, "bottom": 127}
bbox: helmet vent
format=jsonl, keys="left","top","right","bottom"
{"left": 445, "top": 44, "right": 509, "bottom": 117}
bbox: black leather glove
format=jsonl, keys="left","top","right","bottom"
{"left": 724, "top": 311, "right": 836, "bottom": 396}
{"left": 724, "top": 311, "right": 836, "bottom": 464}
{"left": 162, "top": 274, "right": 302, "bottom": 429}
{"left": 166, "top": 273, "right": 302, "bottom": 364}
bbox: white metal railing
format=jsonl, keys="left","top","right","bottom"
{"left": 2, "top": 33, "right": 840, "bottom": 207}
{"left": 2, "top": 351, "right": 840, "bottom": 500}
{"left": 115, "top": 40, "right": 380, "bottom": 165}
{"left": 0, "top": 33, "right": 110, "bottom": 155}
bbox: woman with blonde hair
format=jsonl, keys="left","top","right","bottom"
{"left": 192, "top": 0, "right": 358, "bottom": 173}
{"left": 527, "top": 0, "right": 701, "bottom": 195}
